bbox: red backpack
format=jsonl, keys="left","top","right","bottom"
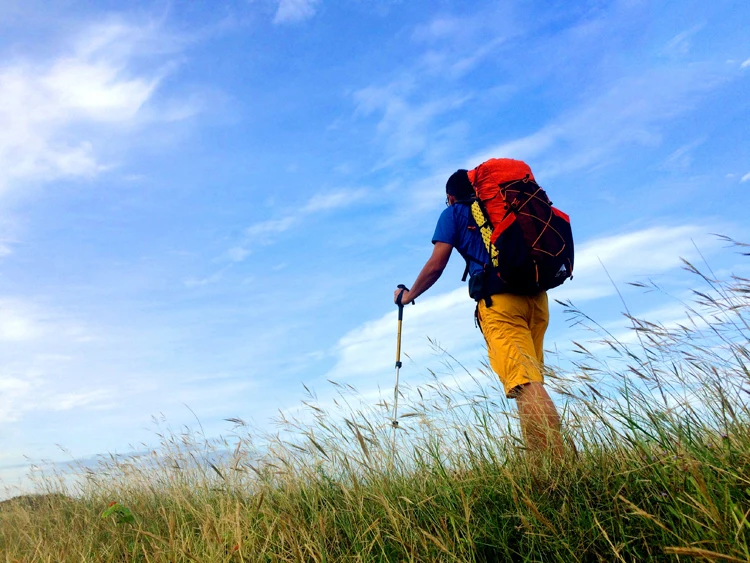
{"left": 465, "top": 158, "right": 574, "bottom": 300}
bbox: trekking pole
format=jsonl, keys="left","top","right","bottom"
{"left": 393, "top": 284, "right": 414, "bottom": 431}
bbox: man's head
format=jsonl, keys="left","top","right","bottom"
{"left": 445, "top": 169, "right": 474, "bottom": 203}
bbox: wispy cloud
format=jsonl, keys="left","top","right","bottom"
{"left": 52, "top": 389, "right": 113, "bottom": 411}
{"left": 470, "top": 65, "right": 733, "bottom": 177}
{"left": 273, "top": 0, "right": 319, "bottom": 24}
{"left": 0, "top": 297, "right": 94, "bottom": 346}
{"left": 410, "top": 6, "right": 519, "bottom": 78}
{"left": 243, "top": 216, "right": 297, "bottom": 244}
{"left": 182, "top": 188, "right": 369, "bottom": 291}
{"left": 741, "top": 172, "right": 750, "bottom": 183}
{"left": 0, "top": 298, "right": 47, "bottom": 342}
{"left": 302, "top": 191, "right": 357, "bottom": 213}
{"left": 0, "top": 295, "right": 106, "bottom": 423}
{"left": 183, "top": 264, "right": 234, "bottom": 288}
{"left": 0, "top": 351, "right": 104, "bottom": 424}
{"left": 234, "top": 188, "right": 368, "bottom": 255}
{"left": 554, "top": 225, "right": 720, "bottom": 303}
{"left": 659, "top": 139, "right": 705, "bottom": 172}
{"left": 741, "top": 58, "right": 750, "bottom": 69}
{"left": 354, "top": 79, "right": 470, "bottom": 166}
{"left": 660, "top": 25, "right": 704, "bottom": 58}
{"left": 412, "top": 15, "right": 465, "bottom": 42}
{"left": 353, "top": 4, "right": 735, "bottom": 176}
{"left": 0, "top": 367, "right": 113, "bottom": 423}
{"left": 0, "top": 373, "right": 38, "bottom": 423}
{"left": 0, "top": 20, "right": 194, "bottom": 192}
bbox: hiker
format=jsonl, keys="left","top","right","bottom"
{"left": 394, "top": 159, "right": 573, "bottom": 456}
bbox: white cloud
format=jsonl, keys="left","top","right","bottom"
{"left": 470, "top": 64, "right": 732, "bottom": 178}
{"left": 411, "top": 6, "right": 519, "bottom": 78}
{"left": 183, "top": 265, "right": 233, "bottom": 288}
{"left": 226, "top": 246, "right": 250, "bottom": 263}
{"left": 245, "top": 216, "right": 296, "bottom": 241}
{"left": 660, "top": 25, "right": 704, "bottom": 58}
{"left": 184, "top": 187, "right": 369, "bottom": 287}
{"left": 52, "top": 389, "right": 113, "bottom": 411}
{"left": 0, "top": 351, "right": 104, "bottom": 423}
{"left": 659, "top": 139, "right": 704, "bottom": 172}
{"left": 354, "top": 80, "right": 470, "bottom": 165}
{"left": 573, "top": 226, "right": 704, "bottom": 277}
{"left": 412, "top": 16, "right": 463, "bottom": 42}
{"left": 229, "top": 188, "right": 369, "bottom": 259}
{"left": 741, "top": 172, "right": 750, "bottom": 183}
{"left": 0, "top": 369, "right": 112, "bottom": 423}
{"left": 302, "top": 189, "right": 366, "bottom": 213}
{"left": 0, "top": 21, "right": 191, "bottom": 192}
{"left": 554, "top": 225, "right": 721, "bottom": 303}
{"left": 273, "top": 0, "right": 319, "bottom": 24}
{"left": 0, "top": 298, "right": 94, "bottom": 345}
{"left": 741, "top": 58, "right": 750, "bottom": 69}
{"left": 0, "top": 374, "right": 39, "bottom": 423}
{"left": 0, "top": 299, "right": 45, "bottom": 342}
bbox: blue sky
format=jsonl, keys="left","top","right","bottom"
{"left": 1, "top": 0, "right": 749, "bottom": 492}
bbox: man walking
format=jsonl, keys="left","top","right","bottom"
{"left": 394, "top": 164, "right": 565, "bottom": 456}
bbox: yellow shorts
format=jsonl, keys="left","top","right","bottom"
{"left": 476, "top": 292, "right": 549, "bottom": 398}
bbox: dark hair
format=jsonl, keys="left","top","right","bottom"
{"left": 445, "top": 169, "right": 474, "bottom": 200}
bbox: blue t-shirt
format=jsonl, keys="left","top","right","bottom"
{"left": 432, "top": 203, "right": 489, "bottom": 278}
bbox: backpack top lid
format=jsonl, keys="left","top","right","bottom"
{"left": 467, "top": 158, "right": 535, "bottom": 190}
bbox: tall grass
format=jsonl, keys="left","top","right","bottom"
{"left": 2, "top": 254, "right": 749, "bottom": 562}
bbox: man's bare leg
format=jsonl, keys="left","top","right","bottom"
{"left": 515, "top": 382, "right": 564, "bottom": 457}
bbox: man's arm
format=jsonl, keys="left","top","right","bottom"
{"left": 394, "top": 242, "right": 452, "bottom": 304}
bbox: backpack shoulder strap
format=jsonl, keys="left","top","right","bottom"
{"left": 455, "top": 199, "right": 478, "bottom": 282}
{"left": 469, "top": 200, "right": 499, "bottom": 267}
{"left": 453, "top": 199, "right": 498, "bottom": 285}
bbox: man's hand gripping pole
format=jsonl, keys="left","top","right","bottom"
{"left": 393, "top": 284, "right": 414, "bottom": 429}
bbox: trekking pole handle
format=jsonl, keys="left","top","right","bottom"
{"left": 395, "top": 284, "right": 415, "bottom": 318}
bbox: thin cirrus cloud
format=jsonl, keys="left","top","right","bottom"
{"left": 223, "top": 188, "right": 369, "bottom": 262}
{"left": 0, "top": 297, "right": 101, "bottom": 424}
{"left": 353, "top": 80, "right": 471, "bottom": 166}
{"left": 0, "top": 20, "right": 194, "bottom": 194}
{"left": 659, "top": 24, "right": 705, "bottom": 58}
{"left": 0, "top": 366, "right": 112, "bottom": 424}
{"left": 469, "top": 65, "right": 735, "bottom": 178}
{"left": 354, "top": 17, "right": 735, "bottom": 176}
{"left": 0, "top": 298, "right": 44, "bottom": 342}
{"left": 273, "top": 0, "right": 320, "bottom": 25}
{"left": 411, "top": 9, "right": 517, "bottom": 79}
{"left": 552, "top": 225, "right": 722, "bottom": 303}
{"left": 0, "top": 297, "right": 93, "bottom": 346}
{"left": 184, "top": 188, "right": 369, "bottom": 287}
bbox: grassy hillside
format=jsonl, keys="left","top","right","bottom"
{"left": 2, "top": 259, "right": 749, "bottom": 562}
